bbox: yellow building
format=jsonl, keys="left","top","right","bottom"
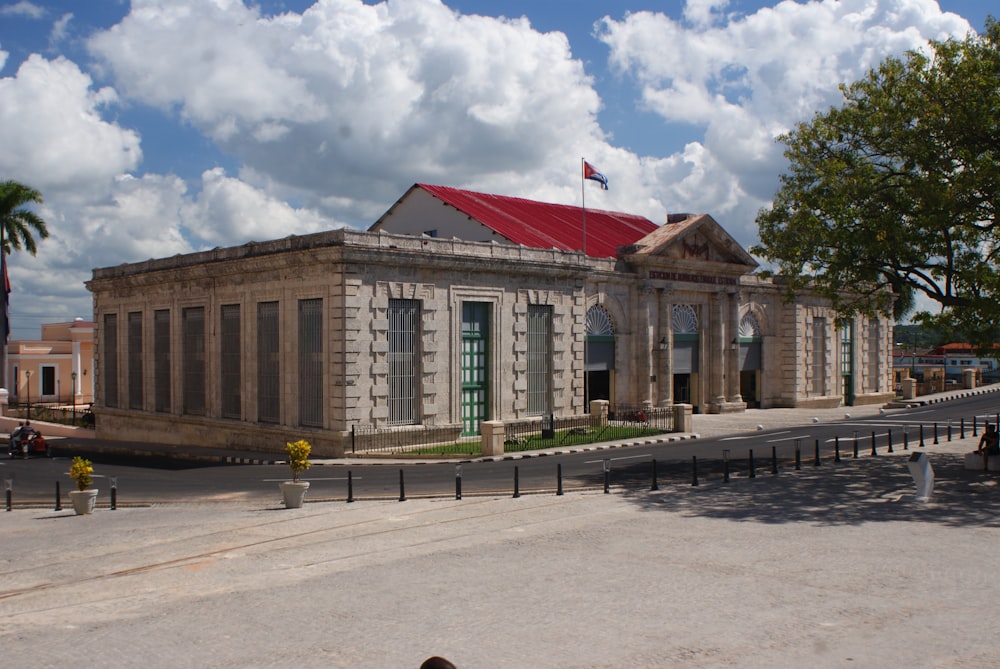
{"left": 6, "top": 319, "right": 94, "bottom": 406}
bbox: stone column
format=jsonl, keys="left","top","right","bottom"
{"left": 480, "top": 420, "right": 505, "bottom": 456}
{"left": 727, "top": 291, "right": 743, "bottom": 404}
{"left": 656, "top": 293, "right": 672, "bottom": 407}
{"left": 708, "top": 293, "right": 726, "bottom": 410}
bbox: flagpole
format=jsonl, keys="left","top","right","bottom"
{"left": 1, "top": 225, "right": 6, "bottom": 391}
{"left": 580, "top": 158, "right": 588, "bottom": 414}
{"left": 580, "top": 157, "right": 587, "bottom": 255}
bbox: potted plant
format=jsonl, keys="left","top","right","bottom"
{"left": 68, "top": 456, "right": 98, "bottom": 515}
{"left": 280, "top": 439, "right": 312, "bottom": 508}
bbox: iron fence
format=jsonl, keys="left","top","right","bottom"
{"left": 350, "top": 423, "right": 474, "bottom": 455}
{"left": 6, "top": 402, "right": 95, "bottom": 428}
{"left": 351, "top": 404, "right": 675, "bottom": 456}
{"left": 504, "top": 404, "right": 674, "bottom": 453}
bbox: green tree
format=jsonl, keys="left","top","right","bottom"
{"left": 0, "top": 180, "right": 49, "bottom": 388}
{"left": 752, "top": 19, "right": 1000, "bottom": 351}
{"left": 0, "top": 180, "right": 49, "bottom": 255}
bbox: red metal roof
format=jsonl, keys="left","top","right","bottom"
{"left": 417, "top": 184, "right": 658, "bottom": 258}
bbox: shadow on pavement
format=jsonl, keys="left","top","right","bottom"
{"left": 620, "top": 452, "right": 1000, "bottom": 528}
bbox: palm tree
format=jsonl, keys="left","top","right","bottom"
{"left": 0, "top": 180, "right": 49, "bottom": 255}
{"left": 0, "top": 180, "right": 50, "bottom": 388}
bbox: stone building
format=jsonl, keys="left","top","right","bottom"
{"left": 86, "top": 184, "right": 894, "bottom": 456}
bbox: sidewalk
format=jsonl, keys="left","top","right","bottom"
{"left": 15, "top": 383, "right": 1000, "bottom": 467}
{"left": 1, "top": 395, "right": 999, "bottom": 668}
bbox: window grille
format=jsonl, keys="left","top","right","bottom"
{"left": 388, "top": 299, "right": 419, "bottom": 425}
{"left": 298, "top": 298, "right": 323, "bottom": 427}
{"left": 154, "top": 310, "right": 171, "bottom": 412}
{"left": 182, "top": 307, "right": 205, "bottom": 415}
{"left": 220, "top": 304, "right": 241, "bottom": 419}
{"left": 127, "top": 311, "right": 143, "bottom": 409}
{"left": 840, "top": 322, "right": 854, "bottom": 377}
{"left": 527, "top": 305, "right": 552, "bottom": 415}
{"left": 103, "top": 313, "right": 119, "bottom": 408}
{"left": 257, "top": 301, "right": 280, "bottom": 423}
{"left": 811, "top": 317, "right": 826, "bottom": 395}
{"left": 461, "top": 302, "right": 489, "bottom": 435}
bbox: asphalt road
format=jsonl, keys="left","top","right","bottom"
{"left": 2, "top": 391, "right": 999, "bottom": 507}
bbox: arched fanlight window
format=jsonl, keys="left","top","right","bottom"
{"left": 672, "top": 304, "right": 698, "bottom": 334}
{"left": 586, "top": 305, "right": 615, "bottom": 337}
{"left": 739, "top": 312, "right": 761, "bottom": 338}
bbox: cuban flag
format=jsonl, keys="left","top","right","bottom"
{"left": 583, "top": 161, "right": 608, "bottom": 190}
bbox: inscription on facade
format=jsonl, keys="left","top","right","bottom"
{"left": 649, "top": 270, "right": 737, "bottom": 286}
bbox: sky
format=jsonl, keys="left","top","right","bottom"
{"left": 0, "top": 0, "right": 992, "bottom": 339}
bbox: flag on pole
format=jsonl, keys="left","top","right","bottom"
{"left": 583, "top": 161, "right": 608, "bottom": 190}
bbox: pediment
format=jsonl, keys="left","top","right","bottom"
{"left": 624, "top": 214, "right": 758, "bottom": 269}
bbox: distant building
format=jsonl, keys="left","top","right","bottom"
{"left": 893, "top": 342, "right": 999, "bottom": 382}
{"left": 6, "top": 318, "right": 94, "bottom": 405}
{"left": 86, "top": 184, "right": 894, "bottom": 456}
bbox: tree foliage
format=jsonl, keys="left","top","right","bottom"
{"left": 0, "top": 180, "right": 49, "bottom": 256}
{"left": 752, "top": 19, "right": 1000, "bottom": 351}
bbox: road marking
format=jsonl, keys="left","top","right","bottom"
{"left": 583, "top": 454, "right": 648, "bottom": 464}
{"left": 262, "top": 477, "right": 358, "bottom": 482}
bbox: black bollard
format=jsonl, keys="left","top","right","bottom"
{"left": 110, "top": 481, "right": 117, "bottom": 511}
{"left": 961, "top": 418, "right": 965, "bottom": 440}
{"left": 603, "top": 459, "right": 611, "bottom": 494}
{"left": 399, "top": 469, "right": 407, "bottom": 502}
{"left": 513, "top": 466, "right": 520, "bottom": 498}
{"left": 347, "top": 470, "right": 354, "bottom": 503}
{"left": 692, "top": 455, "right": 699, "bottom": 486}
{"left": 455, "top": 466, "right": 462, "bottom": 501}
{"left": 920, "top": 423, "right": 925, "bottom": 447}
{"left": 558, "top": 463, "right": 565, "bottom": 496}
{"left": 5, "top": 487, "right": 10, "bottom": 512}
{"left": 749, "top": 449, "right": 756, "bottom": 478}
{"left": 723, "top": 457, "right": 730, "bottom": 483}
{"left": 871, "top": 431, "right": 878, "bottom": 456}
{"left": 771, "top": 446, "right": 778, "bottom": 475}
{"left": 794, "top": 440, "right": 801, "bottom": 470}
{"left": 934, "top": 422, "right": 939, "bottom": 445}
{"left": 903, "top": 426, "right": 909, "bottom": 451}
{"left": 947, "top": 420, "right": 952, "bottom": 442}
{"left": 887, "top": 429, "right": 893, "bottom": 454}
{"left": 974, "top": 415, "right": 978, "bottom": 437}
{"left": 853, "top": 431, "right": 859, "bottom": 459}
{"left": 834, "top": 436, "right": 841, "bottom": 463}
{"left": 814, "top": 439, "right": 821, "bottom": 466}
{"left": 55, "top": 481, "right": 61, "bottom": 511}
{"left": 650, "top": 459, "right": 658, "bottom": 492}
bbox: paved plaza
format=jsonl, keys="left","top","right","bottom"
{"left": 2, "top": 397, "right": 999, "bottom": 668}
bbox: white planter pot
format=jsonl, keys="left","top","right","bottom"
{"left": 279, "top": 481, "right": 310, "bottom": 508}
{"left": 69, "top": 489, "right": 98, "bottom": 515}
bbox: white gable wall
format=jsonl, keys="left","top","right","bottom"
{"left": 373, "top": 188, "right": 512, "bottom": 244}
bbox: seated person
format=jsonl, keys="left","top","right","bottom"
{"left": 975, "top": 423, "right": 1000, "bottom": 462}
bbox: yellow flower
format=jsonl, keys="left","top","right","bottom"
{"left": 69, "top": 456, "right": 94, "bottom": 491}
{"left": 285, "top": 440, "right": 312, "bottom": 481}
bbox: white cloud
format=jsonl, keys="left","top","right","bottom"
{"left": 0, "top": 54, "right": 141, "bottom": 191}
{"left": 87, "top": 0, "right": 604, "bottom": 210}
{"left": 597, "top": 0, "right": 974, "bottom": 242}
{"left": 183, "top": 167, "right": 342, "bottom": 247}
{"left": 0, "top": 1, "right": 44, "bottom": 19}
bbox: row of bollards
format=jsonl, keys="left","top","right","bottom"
{"left": 339, "top": 414, "right": 995, "bottom": 500}
{"left": 4, "top": 478, "right": 118, "bottom": 512}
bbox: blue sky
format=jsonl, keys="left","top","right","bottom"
{"left": 0, "top": 0, "right": 992, "bottom": 338}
